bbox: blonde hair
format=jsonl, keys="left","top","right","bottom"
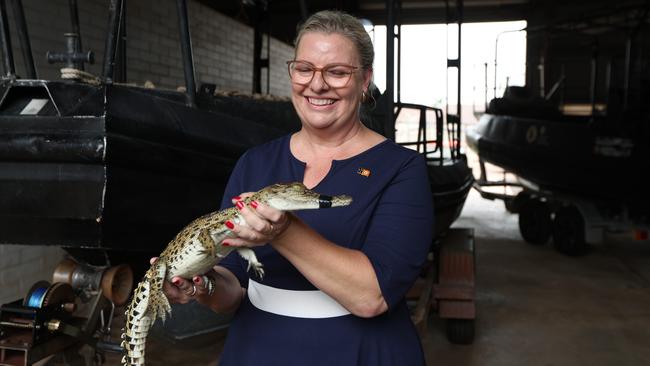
{"left": 294, "top": 10, "right": 374, "bottom": 71}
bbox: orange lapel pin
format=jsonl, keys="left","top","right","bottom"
{"left": 357, "top": 168, "right": 371, "bottom": 177}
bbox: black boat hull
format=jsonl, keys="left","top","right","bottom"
{"left": 467, "top": 113, "right": 650, "bottom": 218}
{"left": 0, "top": 80, "right": 293, "bottom": 252}
{"left": 0, "top": 80, "right": 471, "bottom": 259}
{"left": 427, "top": 158, "right": 473, "bottom": 236}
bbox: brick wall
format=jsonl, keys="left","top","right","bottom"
{"left": 0, "top": 0, "right": 294, "bottom": 304}
{"left": 5, "top": 0, "right": 294, "bottom": 93}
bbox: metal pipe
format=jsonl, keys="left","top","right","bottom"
{"left": 623, "top": 37, "right": 631, "bottom": 111}
{"left": 298, "top": 0, "right": 308, "bottom": 21}
{"left": 176, "top": 0, "right": 196, "bottom": 107}
{"left": 493, "top": 28, "right": 525, "bottom": 99}
{"left": 484, "top": 62, "right": 488, "bottom": 110}
{"left": 493, "top": 32, "right": 498, "bottom": 99}
{"left": 69, "top": 0, "right": 82, "bottom": 53}
{"left": 0, "top": 0, "right": 15, "bottom": 77}
{"left": 385, "top": 0, "right": 395, "bottom": 140}
{"left": 538, "top": 57, "right": 545, "bottom": 98}
{"left": 266, "top": 27, "right": 270, "bottom": 94}
{"left": 604, "top": 59, "right": 612, "bottom": 113}
{"left": 96, "top": 340, "right": 125, "bottom": 354}
{"left": 396, "top": 0, "right": 401, "bottom": 104}
{"left": 266, "top": 2, "right": 271, "bottom": 94}
{"left": 253, "top": 21, "right": 263, "bottom": 93}
{"left": 589, "top": 46, "right": 598, "bottom": 116}
{"left": 456, "top": 0, "right": 462, "bottom": 145}
{"left": 0, "top": 321, "right": 37, "bottom": 329}
{"left": 114, "top": 2, "right": 127, "bottom": 82}
{"left": 102, "top": 0, "right": 123, "bottom": 81}
{"left": 559, "top": 64, "right": 566, "bottom": 108}
{"left": 121, "top": 3, "right": 127, "bottom": 81}
{"left": 11, "top": 0, "right": 36, "bottom": 78}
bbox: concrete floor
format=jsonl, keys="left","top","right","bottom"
{"left": 422, "top": 189, "right": 650, "bottom": 366}
{"left": 106, "top": 188, "right": 650, "bottom": 366}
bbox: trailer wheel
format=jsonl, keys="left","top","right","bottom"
{"left": 505, "top": 191, "right": 531, "bottom": 213}
{"left": 446, "top": 318, "right": 475, "bottom": 344}
{"left": 552, "top": 205, "right": 588, "bottom": 256}
{"left": 518, "top": 199, "right": 552, "bottom": 245}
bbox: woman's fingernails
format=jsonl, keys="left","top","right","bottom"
{"left": 232, "top": 196, "right": 241, "bottom": 201}
{"left": 250, "top": 201, "right": 259, "bottom": 209}
{"left": 193, "top": 277, "right": 200, "bottom": 284}
{"left": 172, "top": 279, "right": 181, "bottom": 286}
{"left": 236, "top": 201, "right": 245, "bottom": 210}
{"left": 225, "top": 221, "right": 234, "bottom": 229}
{"left": 222, "top": 241, "right": 231, "bottom": 246}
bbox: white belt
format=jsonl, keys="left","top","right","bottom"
{"left": 247, "top": 279, "right": 351, "bottom": 318}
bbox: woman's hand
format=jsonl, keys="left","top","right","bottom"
{"left": 150, "top": 257, "right": 215, "bottom": 306}
{"left": 223, "top": 194, "right": 292, "bottom": 247}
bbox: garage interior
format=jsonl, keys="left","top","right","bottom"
{"left": 0, "top": 0, "right": 649, "bottom": 365}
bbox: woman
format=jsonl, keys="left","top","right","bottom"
{"left": 162, "top": 10, "right": 434, "bottom": 365}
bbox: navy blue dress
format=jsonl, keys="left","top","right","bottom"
{"left": 217, "top": 135, "right": 434, "bottom": 366}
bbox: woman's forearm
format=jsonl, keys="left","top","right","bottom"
{"left": 271, "top": 214, "right": 388, "bottom": 317}
{"left": 202, "top": 266, "right": 245, "bottom": 314}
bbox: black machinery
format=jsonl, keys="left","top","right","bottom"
{"left": 0, "top": 259, "right": 133, "bottom": 365}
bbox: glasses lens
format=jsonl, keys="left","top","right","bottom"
{"left": 289, "top": 62, "right": 314, "bottom": 85}
{"left": 323, "top": 66, "right": 354, "bottom": 88}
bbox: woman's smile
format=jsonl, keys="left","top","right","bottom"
{"left": 306, "top": 96, "right": 338, "bottom": 107}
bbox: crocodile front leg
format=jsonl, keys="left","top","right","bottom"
{"left": 236, "top": 247, "right": 264, "bottom": 278}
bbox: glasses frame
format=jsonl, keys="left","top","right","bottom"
{"left": 286, "top": 60, "right": 361, "bottom": 88}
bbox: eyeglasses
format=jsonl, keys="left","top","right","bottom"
{"left": 286, "top": 60, "right": 360, "bottom": 88}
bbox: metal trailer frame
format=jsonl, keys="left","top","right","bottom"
{"left": 473, "top": 159, "right": 650, "bottom": 257}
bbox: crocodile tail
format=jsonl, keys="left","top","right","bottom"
{"left": 121, "top": 259, "right": 171, "bottom": 366}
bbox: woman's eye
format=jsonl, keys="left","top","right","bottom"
{"left": 295, "top": 67, "right": 313, "bottom": 74}
{"left": 327, "top": 69, "right": 349, "bottom": 77}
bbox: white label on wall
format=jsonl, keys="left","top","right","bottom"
{"left": 20, "top": 99, "right": 49, "bottom": 115}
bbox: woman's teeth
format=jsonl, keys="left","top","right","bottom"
{"left": 308, "top": 97, "right": 335, "bottom": 106}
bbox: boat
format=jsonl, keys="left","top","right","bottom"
{"left": 467, "top": 84, "right": 650, "bottom": 255}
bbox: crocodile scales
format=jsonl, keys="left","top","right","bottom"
{"left": 121, "top": 182, "right": 352, "bottom": 365}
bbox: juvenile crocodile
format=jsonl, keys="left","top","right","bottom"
{"left": 121, "top": 182, "right": 352, "bottom": 366}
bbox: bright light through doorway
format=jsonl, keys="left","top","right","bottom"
{"left": 367, "top": 21, "right": 526, "bottom": 116}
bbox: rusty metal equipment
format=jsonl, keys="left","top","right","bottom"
{"left": 52, "top": 259, "right": 133, "bottom": 307}
{"left": 408, "top": 228, "right": 476, "bottom": 344}
{"left": 0, "top": 259, "right": 133, "bottom": 366}
{"left": 433, "top": 228, "right": 476, "bottom": 344}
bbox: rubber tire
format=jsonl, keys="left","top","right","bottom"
{"left": 518, "top": 199, "right": 552, "bottom": 245}
{"left": 446, "top": 318, "right": 475, "bottom": 344}
{"left": 552, "top": 205, "right": 589, "bottom": 256}
{"left": 505, "top": 191, "right": 531, "bottom": 213}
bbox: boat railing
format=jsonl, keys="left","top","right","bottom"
{"left": 394, "top": 102, "right": 447, "bottom": 162}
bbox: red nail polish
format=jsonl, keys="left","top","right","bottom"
{"left": 236, "top": 201, "right": 244, "bottom": 210}
{"left": 193, "top": 277, "right": 200, "bottom": 283}
{"left": 250, "top": 201, "right": 259, "bottom": 209}
{"left": 222, "top": 242, "right": 230, "bottom": 246}
{"left": 172, "top": 279, "right": 180, "bottom": 285}
{"left": 232, "top": 196, "right": 241, "bottom": 201}
{"left": 225, "top": 221, "right": 234, "bottom": 229}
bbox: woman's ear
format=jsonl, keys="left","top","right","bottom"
{"left": 363, "top": 68, "right": 373, "bottom": 91}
